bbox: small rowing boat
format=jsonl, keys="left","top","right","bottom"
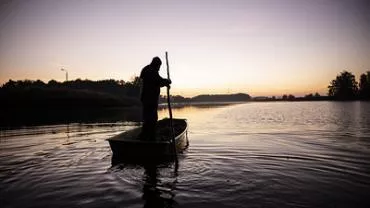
{"left": 107, "top": 118, "right": 188, "bottom": 163}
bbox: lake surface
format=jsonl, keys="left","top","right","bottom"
{"left": 1, "top": 101, "right": 370, "bottom": 208}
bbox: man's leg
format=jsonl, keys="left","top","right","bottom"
{"left": 141, "top": 103, "right": 157, "bottom": 140}
{"left": 140, "top": 104, "right": 150, "bottom": 139}
{"left": 147, "top": 104, "right": 158, "bottom": 140}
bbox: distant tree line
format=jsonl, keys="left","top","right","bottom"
{"left": 1, "top": 77, "right": 142, "bottom": 98}
{"left": 191, "top": 93, "right": 251, "bottom": 102}
{"left": 0, "top": 77, "right": 252, "bottom": 109}
{"left": 159, "top": 93, "right": 251, "bottom": 103}
{"left": 0, "top": 77, "right": 142, "bottom": 108}
{"left": 2, "top": 69, "right": 367, "bottom": 109}
{"left": 252, "top": 93, "right": 327, "bottom": 102}
{"left": 252, "top": 70, "right": 370, "bottom": 102}
{"left": 328, "top": 71, "right": 370, "bottom": 100}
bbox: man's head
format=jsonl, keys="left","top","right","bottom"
{"left": 150, "top": 57, "right": 162, "bottom": 71}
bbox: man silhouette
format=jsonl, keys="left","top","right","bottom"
{"left": 139, "top": 57, "right": 171, "bottom": 140}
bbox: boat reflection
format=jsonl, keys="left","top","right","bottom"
{"left": 111, "top": 156, "right": 178, "bottom": 208}
{"left": 142, "top": 164, "right": 177, "bottom": 208}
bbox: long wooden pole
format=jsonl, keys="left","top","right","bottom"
{"left": 165, "top": 52, "right": 178, "bottom": 163}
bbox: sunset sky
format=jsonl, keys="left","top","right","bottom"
{"left": 0, "top": 0, "right": 369, "bottom": 97}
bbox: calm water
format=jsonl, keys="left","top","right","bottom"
{"left": 1, "top": 102, "right": 370, "bottom": 208}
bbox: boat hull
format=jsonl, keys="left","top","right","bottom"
{"left": 107, "top": 118, "right": 188, "bottom": 163}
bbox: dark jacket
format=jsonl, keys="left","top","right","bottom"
{"left": 140, "top": 65, "right": 169, "bottom": 105}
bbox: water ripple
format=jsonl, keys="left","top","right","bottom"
{"left": 2, "top": 102, "right": 370, "bottom": 208}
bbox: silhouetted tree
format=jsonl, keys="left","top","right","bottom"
{"left": 282, "top": 94, "right": 288, "bottom": 100}
{"left": 288, "top": 94, "right": 295, "bottom": 100}
{"left": 303, "top": 92, "right": 321, "bottom": 100}
{"left": 48, "top": 79, "right": 60, "bottom": 87}
{"left": 305, "top": 93, "right": 313, "bottom": 98}
{"left": 328, "top": 71, "right": 358, "bottom": 100}
{"left": 118, "top": 80, "right": 125, "bottom": 86}
{"left": 2, "top": 79, "right": 16, "bottom": 89}
{"left": 33, "top": 80, "right": 45, "bottom": 87}
{"left": 124, "top": 76, "right": 141, "bottom": 97}
{"left": 359, "top": 71, "right": 370, "bottom": 100}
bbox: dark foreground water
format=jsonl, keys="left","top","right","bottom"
{"left": 1, "top": 101, "right": 370, "bottom": 208}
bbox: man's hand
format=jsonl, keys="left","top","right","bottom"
{"left": 166, "top": 79, "right": 172, "bottom": 87}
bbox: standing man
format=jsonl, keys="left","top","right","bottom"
{"left": 139, "top": 56, "right": 171, "bottom": 140}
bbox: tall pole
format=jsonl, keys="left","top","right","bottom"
{"left": 61, "top": 68, "right": 68, "bottom": 82}
{"left": 165, "top": 52, "right": 178, "bottom": 165}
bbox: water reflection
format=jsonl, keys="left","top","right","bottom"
{"left": 1, "top": 102, "right": 236, "bottom": 129}
{"left": 158, "top": 102, "right": 238, "bottom": 126}
{"left": 0, "top": 107, "right": 142, "bottom": 128}
{"left": 358, "top": 102, "right": 370, "bottom": 137}
{"left": 111, "top": 157, "right": 178, "bottom": 208}
{"left": 2, "top": 102, "right": 370, "bottom": 208}
{"left": 142, "top": 164, "right": 176, "bottom": 208}
{"left": 326, "top": 101, "right": 370, "bottom": 138}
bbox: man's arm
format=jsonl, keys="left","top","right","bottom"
{"left": 159, "top": 77, "right": 171, "bottom": 87}
{"left": 153, "top": 70, "right": 171, "bottom": 87}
